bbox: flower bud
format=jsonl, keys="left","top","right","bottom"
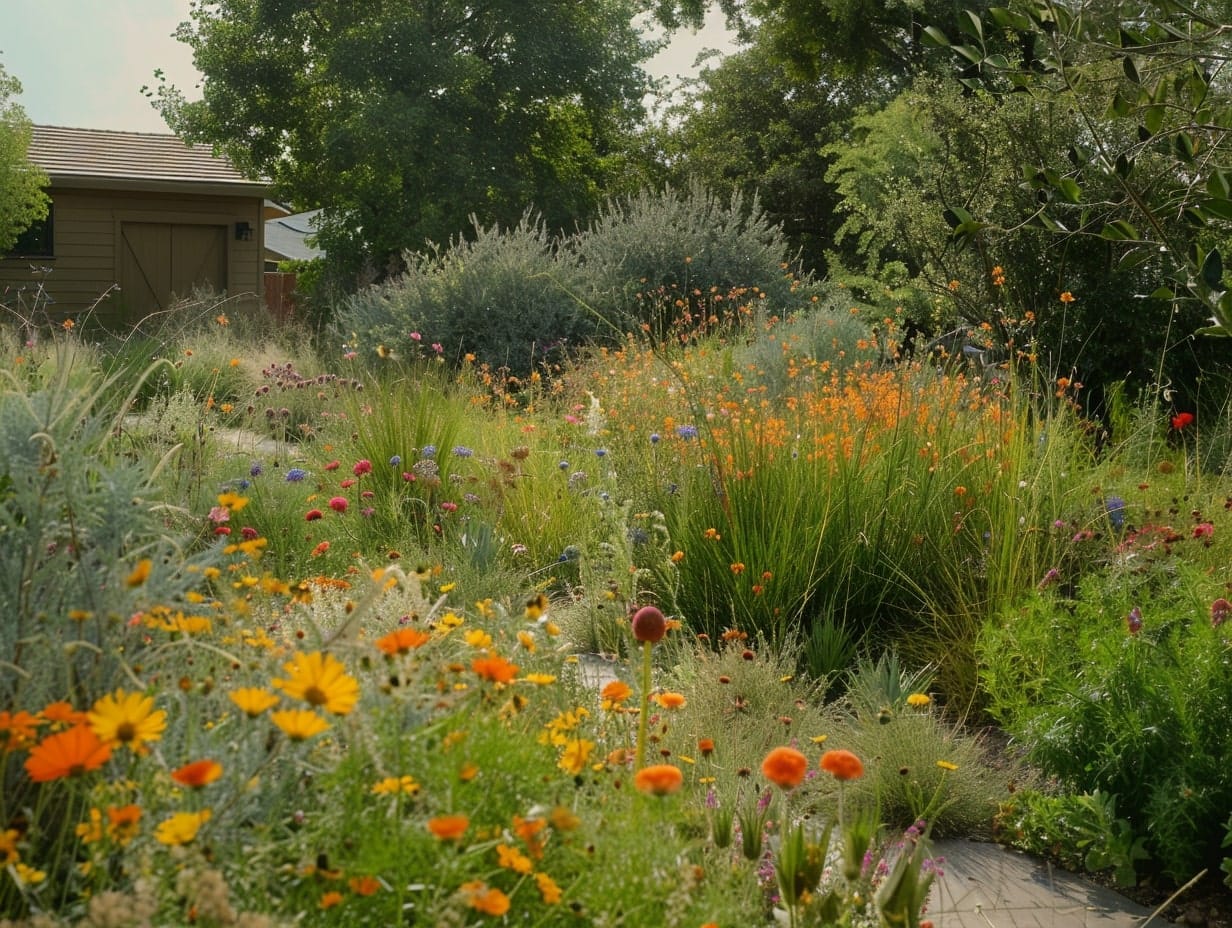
{"left": 631, "top": 605, "right": 666, "bottom": 643}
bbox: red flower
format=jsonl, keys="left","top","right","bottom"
{"left": 324, "top": 460, "right": 340, "bottom": 471}
{"left": 353, "top": 459, "right": 373, "bottom": 476}
{"left": 328, "top": 496, "right": 348, "bottom": 513}
{"left": 631, "top": 606, "right": 666, "bottom": 643}
{"left": 1171, "top": 412, "right": 1194, "bottom": 430}
{"left": 305, "top": 509, "right": 323, "bottom": 521}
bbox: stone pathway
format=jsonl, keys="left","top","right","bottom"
{"left": 931, "top": 839, "right": 1154, "bottom": 928}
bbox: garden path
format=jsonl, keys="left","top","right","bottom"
{"left": 574, "top": 656, "right": 1155, "bottom": 928}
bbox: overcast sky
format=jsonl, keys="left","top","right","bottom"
{"left": 0, "top": 1, "right": 733, "bottom": 134}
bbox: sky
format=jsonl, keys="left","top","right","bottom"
{"left": 0, "top": 1, "right": 734, "bottom": 134}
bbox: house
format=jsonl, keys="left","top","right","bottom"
{"left": 264, "top": 206, "right": 323, "bottom": 271}
{"left": 0, "top": 125, "right": 268, "bottom": 328}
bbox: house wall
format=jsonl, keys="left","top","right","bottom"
{"left": 0, "top": 187, "right": 264, "bottom": 328}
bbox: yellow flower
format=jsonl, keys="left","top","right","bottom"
{"left": 273, "top": 651, "right": 360, "bottom": 715}
{"left": 271, "top": 709, "right": 330, "bottom": 741}
{"left": 154, "top": 809, "right": 211, "bottom": 846}
{"left": 464, "top": 629, "right": 493, "bottom": 649}
{"left": 229, "top": 688, "right": 279, "bottom": 717}
{"left": 216, "top": 491, "right": 249, "bottom": 512}
{"left": 557, "top": 739, "right": 595, "bottom": 775}
{"left": 936, "top": 760, "right": 959, "bottom": 772}
{"left": 88, "top": 690, "right": 166, "bottom": 753}
{"left": 371, "top": 776, "right": 420, "bottom": 796}
{"left": 906, "top": 693, "right": 931, "bottom": 708}
{"left": 535, "top": 871, "right": 563, "bottom": 904}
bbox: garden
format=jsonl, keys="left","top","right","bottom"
{"left": 2, "top": 189, "right": 1232, "bottom": 926}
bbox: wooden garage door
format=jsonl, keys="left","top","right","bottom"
{"left": 119, "top": 222, "right": 227, "bottom": 318}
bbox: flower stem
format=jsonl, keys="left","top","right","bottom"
{"left": 634, "top": 639, "right": 652, "bottom": 769}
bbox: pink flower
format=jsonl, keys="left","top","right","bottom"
{"left": 410, "top": 332, "right": 422, "bottom": 342}
{"left": 361, "top": 490, "right": 374, "bottom": 499}
{"left": 305, "top": 509, "right": 323, "bottom": 521}
{"left": 440, "top": 501, "right": 458, "bottom": 513}
{"left": 353, "top": 460, "right": 373, "bottom": 476}
{"left": 208, "top": 506, "right": 231, "bottom": 523}
{"left": 329, "top": 496, "right": 348, "bottom": 513}
{"left": 402, "top": 472, "right": 416, "bottom": 482}
{"left": 1193, "top": 522, "right": 1214, "bottom": 538}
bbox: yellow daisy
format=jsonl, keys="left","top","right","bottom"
{"left": 272, "top": 651, "right": 359, "bottom": 715}
{"left": 88, "top": 690, "right": 166, "bottom": 753}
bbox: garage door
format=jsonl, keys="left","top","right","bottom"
{"left": 119, "top": 222, "right": 227, "bottom": 318}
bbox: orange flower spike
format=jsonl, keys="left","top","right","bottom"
{"left": 761, "top": 746, "right": 809, "bottom": 790}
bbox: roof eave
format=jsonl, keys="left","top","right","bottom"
{"left": 48, "top": 173, "right": 270, "bottom": 198}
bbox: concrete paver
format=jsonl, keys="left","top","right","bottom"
{"left": 931, "top": 839, "right": 1153, "bottom": 928}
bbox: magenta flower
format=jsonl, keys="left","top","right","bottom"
{"left": 1126, "top": 606, "right": 1143, "bottom": 635}
{"left": 1212, "top": 599, "right": 1231, "bottom": 628}
{"left": 353, "top": 460, "right": 373, "bottom": 476}
{"left": 328, "top": 497, "right": 348, "bottom": 513}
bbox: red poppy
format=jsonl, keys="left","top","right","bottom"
{"left": 1171, "top": 411, "right": 1194, "bottom": 430}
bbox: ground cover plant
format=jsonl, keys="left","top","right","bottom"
{"left": 2, "top": 276, "right": 1231, "bottom": 925}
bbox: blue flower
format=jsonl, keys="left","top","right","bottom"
{"left": 421, "top": 445, "right": 437, "bottom": 459}
{"left": 649, "top": 433, "right": 660, "bottom": 444}
{"left": 452, "top": 446, "right": 474, "bottom": 458}
{"left": 558, "top": 545, "right": 580, "bottom": 563}
{"left": 249, "top": 462, "right": 264, "bottom": 477}
{"left": 389, "top": 455, "right": 402, "bottom": 466}
{"left": 676, "top": 425, "right": 699, "bottom": 440}
{"left": 558, "top": 460, "right": 570, "bottom": 470}
{"left": 1105, "top": 496, "right": 1127, "bottom": 532}
{"left": 285, "top": 467, "right": 308, "bottom": 482}
{"left": 595, "top": 448, "right": 607, "bottom": 458}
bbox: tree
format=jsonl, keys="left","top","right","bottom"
{"left": 660, "top": 36, "right": 880, "bottom": 274}
{"left": 922, "top": 1, "right": 1232, "bottom": 340}
{"left": 149, "top": 0, "right": 658, "bottom": 282}
{"left": 654, "top": 0, "right": 992, "bottom": 86}
{"left": 0, "top": 63, "right": 48, "bottom": 257}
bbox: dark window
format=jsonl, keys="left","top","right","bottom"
{"left": 7, "top": 203, "right": 54, "bottom": 258}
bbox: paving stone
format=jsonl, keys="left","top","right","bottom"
{"left": 931, "top": 839, "right": 1153, "bottom": 928}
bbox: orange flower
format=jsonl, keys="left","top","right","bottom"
{"left": 761, "top": 746, "right": 809, "bottom": 789}
{"left": 349, "top": 875, "right": 381, "bottom": 896}
{"left": 461, "top": 880, "right": 511, "bottom": 916}
{"left": 106, "top": 804, "right": 141, "bottom": 844}
{"left": 427, "top": 814, "right": 469, "bottom": 842}
{"left": 471, "top": 655, "right": 518, "bottom": 685}
{"left": 0, "top": 710, "right": 39, "bottom": 751}
{"left": 171, "top": 759, "right": 223, "bottom": 789}
{"left": 24, "top": 725, "right": 112, "bottom": 782}
{"left": 633, "top": 764, "right": 684, "bottom": 796}
{"left": 600, "top": 680, "right": 632, "bottom": 710}
{"left": 1059, "top": 291, "right": 1075, "bottom": 303}
{"left": 536, "top": 871, "right": 563, "bottom": 904}
{"left": 697, "top": 738, "right": 715, "bottom": 757}
{"left": 40, "top": 701, "right": 87, "bottom": 729}
{"left": 376, "top": 627, "right": 432, "bottom": 655}
{"left": 819, "top": 749, "right": 865, "bottom": 781}
{"left": 654, "top": 691, "right": 687, "bottom": 709}
{"left": 319, "top": 890, "right": 344, "bottom": 910}
{"left": 496, "top": 843, "right": 533, "bottom": 874}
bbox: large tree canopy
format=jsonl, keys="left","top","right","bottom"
{"left": 150, "top": 0, "right": 658, "bottom": 280}
{"left": 0, "top": 63, "right": 48, "bottom": 257}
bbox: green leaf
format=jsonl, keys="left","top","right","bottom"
{"left": 1057, "top": 177, "right": 1082, "bottom": 203}
{"left": 1122, "top": 56, "right": 1140, "bottom": 84}
{"left": 1174, "top": 131, "right": 1195, "bottom": 163}
{"left": 1201, "top": 248, "right": 1224, "bottom": 290}
{"left": 1198, "top": 197, "right": 1232, "bottom": 221}
{"left": 1114, "top": 154, "right": 1134, "bottom": 178}
{"left": 988, "top": 7, "right": 1031, "bottom": 31}
{"left": 953, "top": 44, "right": 983, "bottom": 65}
{"left": 959, "top": 10, "right": 984, "bottom": 42}
{"left": 1143, "top": 104, "right": 1165, "bottom": 136}
{"left": 1100, "top": 220, "right": 1138, "bottom": 241}
{"left": 942, "top": 206, "right": 974, "bottom": 230}
{"left": 921, "top": 25, "right": 951, "bottom": 47}
{"left": 1107, "top": 91, "right": 1132, "bottom": 118}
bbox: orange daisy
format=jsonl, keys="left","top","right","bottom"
{"left": 24, "top": 725, "right": 112, "bottom": 782}
{"left": 471, "top": 655, "right": 518, "bottom": 685}
{"left": 376, "top": 627, "right": 432, "bottom": 656}
{"left": 171, "top": 759, "right": 223, "bottom": 788}
{"left": 0, "top": 710, "right": 39, "bottom": 751}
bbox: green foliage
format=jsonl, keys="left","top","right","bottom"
{"left": 0, "top": 64, "right": 48, "bottom": 255}
{"left": 573, "top": 182, "right": 810, "bottom": 334}
{"left": 924, "top": 1, "right": 1232, "bottom": 351}
{"left": 981, "top": 567, "right": 1232, "bottom": 881}
{"left": 997, "top": 789, "right": 1150, "bottom": 888}
{"left": 149, "top": 1, "right": 657, "bottom": 282}
{"left": 340, "top": 215, "right": 593, "bottom": 376}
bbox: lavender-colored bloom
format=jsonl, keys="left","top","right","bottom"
{"left": 594, "top": 448, "right": 607, "bottom": 458}
{"left": 389, "top": 455, "right": 402, "bottom": 466}
{"left": 285, "top": 467, "right": 308, "bottom": 482}
{"left": 420, "top": 445, "right": 436, "bottom": 459}
{"left": 558, "top": 460, "right": 569, "bottom": 470}
{"left": 452, "top": 446, "right": 474, "bottom": 458}
{"left": 1105, "top": 495, "right": 1127, "bottom": 532}
{"left": 1126, "top": 606, "right": 1143, "bottom": 635}
{"left": 649, "top": 433, "right": 660, "bottom": 444}
{"left": 676, "top": 424, "right": 699, "bottom": 440}
{"left": 249, "top": 462, "right": 264, "bottom": 477}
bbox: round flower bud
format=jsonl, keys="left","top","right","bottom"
{"left": 631, "top": 605, "right": 666, "bottom": 643}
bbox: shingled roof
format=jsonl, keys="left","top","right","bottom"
{"left": 29, "top": 125, "right": 267, "bottom": 196}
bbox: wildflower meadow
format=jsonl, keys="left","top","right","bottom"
{"left": 1, "top": 273, "right": 1231, "bottom": 928}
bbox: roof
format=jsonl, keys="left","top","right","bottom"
{"left": 265, "top": 209, "right": 324, "bottom": 262}
{"left": 28, "top": 125, "right": 268, "bottom": 197}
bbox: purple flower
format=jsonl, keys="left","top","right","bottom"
{"left": 389, "top": 455, "right": 402, "bottom": 466}
{"left": 285, "top": 467, "right": 308, "bottom": 482}
{"left": 1126, "top": 606, "right": 1143, "bottom": 635}
{"left": 1037, "top": 568, "right": 1061, "bottom": 591}
{"left": 676, "top": 425, "right": 699, "bottom": 440}
{"left": 249, "top": 462, "right": 264, "bottom": 477}
{"left": 452, "top": 446, "right": 473, "bottom": 458}
{"left": 1105, "top": 496, "right": 1126, "bottom": 532}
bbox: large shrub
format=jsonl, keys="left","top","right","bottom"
{"left": 572, "top": 182, "right": 814, "bottom": 336}
{"left": 340, "top": 215, "right": 592, "bottom": 377}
